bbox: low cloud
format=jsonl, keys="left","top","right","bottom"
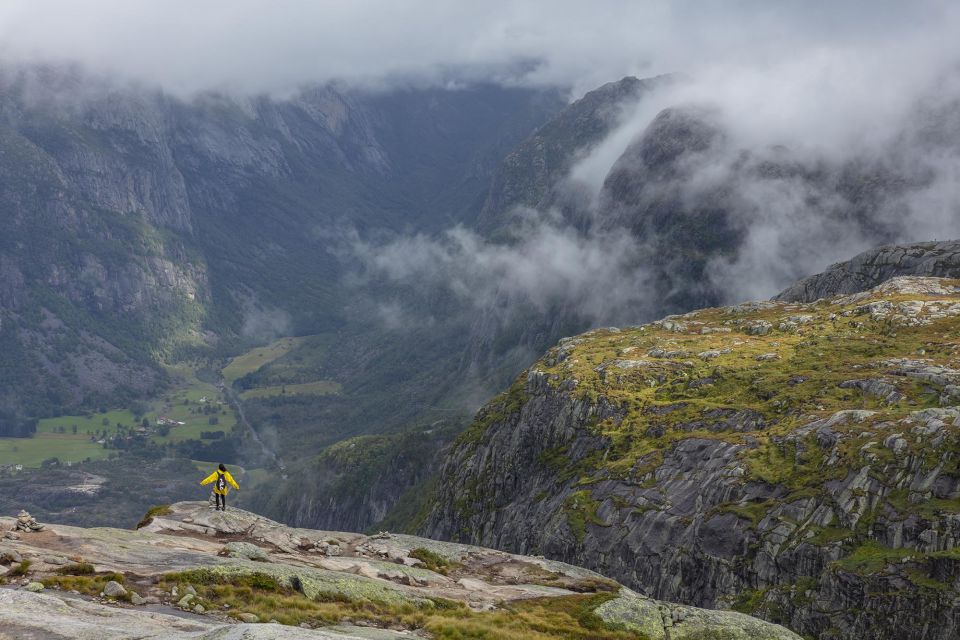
{"left": 553, "top": 30, "right": 960, "bottom": 305}
{"left": 241, "top": 304, "right": 291, "bottom": 342}
{"left": 5, "top": 1, "right": 960, "bottom": 336}
{"left": 0, "top": 1, "right": 957, "bottom": 97}
{"left": 350, "top": 212, "right": 656, "bottom": 329}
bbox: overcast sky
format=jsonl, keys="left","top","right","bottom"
{"left": 0, "top": 0, "right": 956, "bottom": 96}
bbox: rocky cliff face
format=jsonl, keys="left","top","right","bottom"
{"left": 0, "top": 501, "right": 800, "bottom": 639}
{"left": 460, "top": 73, "right": 960, "bottom": 396}
{"left": 477, "top": 74, "right": 672, "bottom": 235}
{"left": 776, "top": 240, "right": 960, "bottom": 303}
{"left": 462, "top": 75, "right": 675, "bottom": 386}
{"left": 248, "top": 429, "right": 450, "bottom": 533}
{"left": 425, "top": 275, "right": 960, "bottom": 640}
{"left": 0, "top": 65, "right": 564, "bottom": 420}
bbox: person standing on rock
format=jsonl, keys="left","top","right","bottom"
{"left": 200, "top": 463, "right": 239, "bottom": 511}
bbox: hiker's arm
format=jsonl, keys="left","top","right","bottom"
{"left": 227, "top": 473, "right": 240, "bottom": 490}
{"left": 200, "top": 472, "right": 216, "bottom": 485}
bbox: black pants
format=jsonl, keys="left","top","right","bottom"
{"left": 215, "top": 493, "right": 226, "bottom": 510}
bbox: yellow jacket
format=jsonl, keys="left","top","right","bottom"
{"left": 201, "top": 470, "right": 240, "bottom": 495}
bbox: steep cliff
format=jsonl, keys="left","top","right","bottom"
{"left": 477, "top": 74, "right": 672, "bottom": 235}
{"left": 248, "top": 428, "right": 451, "bottom": 533}
{"left": 0, "top": 66, "right": 566, "bottom": 419}
{"left": 425, "top": 275, "right": 960, "bottom": 639}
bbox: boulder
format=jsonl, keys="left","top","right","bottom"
{"left": 1, "top": 549, "right": 23, "bottom": 564}
{"left": 102, "top": 581, "right": 127, "bottom": 598}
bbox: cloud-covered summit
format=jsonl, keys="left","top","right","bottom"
{"left": 1, "top": 1, "right": 957, "bottom": 96}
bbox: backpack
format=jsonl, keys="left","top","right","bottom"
{"left": 216, "top": 472, "right": 227, "bottom": 491}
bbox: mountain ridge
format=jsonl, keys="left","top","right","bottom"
{"left": 423, "top": 273, "right": 960, "bottom": 640}
{"left": 775, "top": 240, "right": 960, "bottom": 302}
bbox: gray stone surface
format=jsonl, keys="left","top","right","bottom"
{"left": 775, "top": 241, "right": 960, "bottom": 302}
{"left": 0, "top": 588, "right": 409, "bottom": 639}
{"left": 0, "top": 500, "right": 796, "bottom": 640}
{"left": 223, "top": 541, "right": 270, "bottom": 561}
{"left": 425, "top": 278, "right": 960, "bottom": 640}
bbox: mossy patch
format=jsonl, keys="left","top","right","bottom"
{"left": 55, "top": 562, "right": 95, "bottom": 576}
{"left": 41, "top": 571, "right": 127, "bottom": 598}
{"left": 408, "top": 548, "right": 460, "bottom": 575}
{"left": 564, "top": 490, "right": 608, "bottom": 543}
{"left": 467, "top": 285, "right": 960, "bottom": 569}
{"left": 136, "top": 504, "right": 172, "bottom": 529}
{"left": 161, "top": 569, "right": 637, "bottom": 639}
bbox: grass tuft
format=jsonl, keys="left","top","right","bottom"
{"left": 55, "top": 562, "right": 96, "bottom": 576}
{"left": 408, "top": 548, "right": 460, "bottom": 576}
{"left": 8, "top": 559, "right": 32, "bottom": 576}
{"left": 136, "top": 504, "right": 173, "bottom": 529}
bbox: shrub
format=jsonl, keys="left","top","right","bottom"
{"left": 136, "top": 504, "right": 172, "bottom": 529}
{"left": 409, "top": 548, "right": 459, "bottom": 575}
{"left": 56, "top": 562, "right": 96, "bottom": 576}
{"left": 8, "top": 559, "right": 32, "bottom": 576}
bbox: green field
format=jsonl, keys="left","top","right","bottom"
{"left": 222, "top": 337, "right": 304, "bottom": 383}
{"left": 0, "top": 335, "right": 337, "bottom": 468}
{"left": 0, "top": 370, "right": 239, "bottom": 468}
{"left": 37, "top": 410, "right": 138, "bottom": 436}
{"left": 0, "top": 409, "right": 143, "bottom": 468}
{"left": 149, "top": 377, "right": 237, "bottom": 445}
{"left": 240, "top": 380, "right": 341, "bottom": 399}
{"left": 0, "top": 434, "right": 114, "bottom": 467}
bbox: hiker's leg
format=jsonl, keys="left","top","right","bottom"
{"left": 221, "top": 493, "right": 226, "bottom": 511}
{"left": 215, "top": 493, "right": 223, "bottom": 510}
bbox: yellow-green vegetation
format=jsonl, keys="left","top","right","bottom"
{"left": 240, "top": 380, "right": 341, "bottom": 399}
{"left": 149, "top": 377, "right": 237, "bottom": 445}
{"left": 807, "top": 527, "right": 854, "bottom": 546}
{"left": 453, "top": 280, "right": 960, "bottom": 581}
{"left": 833, "top": 540, "right": 917, "bottom": 574}
{"left": 161, "top": 569, "right": 634, "bottom": 639}
{"left": 715, "top": 500, "right": 777, "bottom": 528}
{"left": 509, "top": 282, "right": 960, "bottom": 507}
{"left": 8, "top": 559, "right": 31, "bottom": 576}
{"left": 136, "top": 504, "right": 173, "bottom": 529}
{"left": 55, "top": 562, "right": 95, "bottom": 576}
{"left": 42, "top": 572, "right": 128, "bottom": 599}
{"left": 224, "top": 335, "right": 341, "bottom": 400}
{"left": 457, "top": 376, "right": 530, "bottom": 447}
{"left": 223, "top": 337, "right": 304, "bottom": 383}
{"left": 564, "top": 490, "right": 608, "bottom": 543}
{"left": 408, "top": 548, "right": 460, "bottom": 575}
{"left": 37, "top": 409, "right": 138, "bottom": 436}
{"left": 732, "top": 588, "right": 770, "bottom": 615}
